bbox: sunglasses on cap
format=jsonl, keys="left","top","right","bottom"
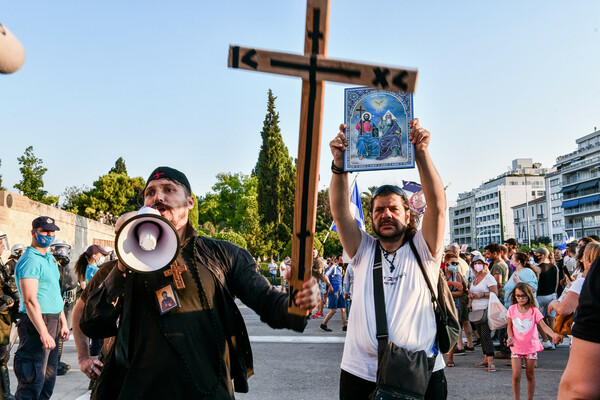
{"left": 373, "top": 185, "right": 408, "bottom": 200}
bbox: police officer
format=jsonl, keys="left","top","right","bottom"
{"left": 0, "top": 231, "right": 18, "bottom": 400}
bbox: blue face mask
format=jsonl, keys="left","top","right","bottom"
{"left": 448, "top": 265, "right": 458, "bottom": 273}
{"left": 35, "top": 232, "right": 55, "bottom": 248}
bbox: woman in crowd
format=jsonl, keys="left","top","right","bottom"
{"left": 74, "top": 244, "right": 108, "bottom": 358}
{"left": 467, "top": 254, "right": 498, "bottom": 372}
{"left": 444, "top": 252, "right": 466, "bottom": 367}
{"left": 503, "top": 252, "right": 538, "bottom": 306}
{"left": 549, "top": 241, "right": 600, "bottom": 320}
{"left": 536, "top": 249, "right": 559, "bottom": 349}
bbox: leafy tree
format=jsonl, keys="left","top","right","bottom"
{"left": 109, "top": 157, "right": 128, "bottom": 175}
{"left": 0, "top": 160, "right": 5, "bottom": 191}
{"left": 188, "top": 192, "right": 199, "bottom": 232}
{"left": 14, "top": 146, "right": 56, "bottom": 204}
{"left": 254, "top": 89, "right": 296, "bottom": 227}
{"left": 68, "top": 172, "right": 144, "bottom": 219}
{"left": 316, "top": 188, "right": 333, "bottom": 232}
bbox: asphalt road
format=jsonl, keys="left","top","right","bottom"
{"left": 7, "top": 298, "right": 569, "bottom": 399}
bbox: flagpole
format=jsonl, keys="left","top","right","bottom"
{"left": 323, "top": 174, "right": 359, "bottom": 245}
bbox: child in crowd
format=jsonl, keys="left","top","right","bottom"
{"left": 507, "top": 282, "right": 562, "bottom": 400}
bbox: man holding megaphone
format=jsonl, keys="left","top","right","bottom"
{"left": 80, "top": 166, "right": 320, "bottom": 399}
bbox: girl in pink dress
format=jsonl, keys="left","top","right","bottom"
{"left": 507, "top": 282, "right": 562, "bottom": 400}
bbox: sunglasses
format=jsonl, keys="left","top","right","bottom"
{"left": 373, "top": 185, "right": 408, "bottom": 200}
{"left": 446, "top": 261, "right": 459, "bottom": 266}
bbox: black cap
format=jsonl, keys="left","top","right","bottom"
{"left": 32, "top": 216, "right": 60, "bottom": 231}
{"left": 145, "top": 166, "right": 191, "bottom": 194}
{"left": 84, "top": 244, "right": 109, "bottom": 257}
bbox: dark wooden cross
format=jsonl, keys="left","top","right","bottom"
{"left": 228, "top": 0, "right": 417, "bottom": 316}
{"left": 164, "top": 260, "right": 188, "bottom": 290}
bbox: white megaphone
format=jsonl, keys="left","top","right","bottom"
{"left": 0, "top": 23, "right": 26, "bottom": 74}
{"left": 115, "top": 206, "right": 180, "bottom": 273}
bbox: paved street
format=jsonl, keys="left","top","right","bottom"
{"left": 7, "top": 298, "right": 569, "bottom": 399}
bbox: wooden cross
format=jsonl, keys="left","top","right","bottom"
{"left": 228, "top": 0, "right": 417, "bottom": 316}
{"left": 164, "top": 260, "right": 188, "bottom": 290}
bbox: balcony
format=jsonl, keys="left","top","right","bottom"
{"left": 563, "top": 203, "right": 600, "bottom": 216}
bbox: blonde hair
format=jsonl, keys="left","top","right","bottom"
{"left": 584, "top": 242, "right": 600, "bottom": 265}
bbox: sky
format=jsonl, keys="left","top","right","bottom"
{"left": 2, "top": 1, "right": 600, "bottom": 230}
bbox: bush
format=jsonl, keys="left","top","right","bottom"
{"left": 213, "top": 231, "right": 247, "bottom": 249}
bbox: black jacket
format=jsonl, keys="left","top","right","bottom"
{"left": 80, "top": 226, "right": 307, "bottom": 399}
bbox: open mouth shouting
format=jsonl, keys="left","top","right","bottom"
{"left": 152, "top": 202, "right": 170, "bottom": 215}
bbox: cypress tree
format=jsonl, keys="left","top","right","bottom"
{"left": 254, "top": 89, "right": 296, "bottom": 226}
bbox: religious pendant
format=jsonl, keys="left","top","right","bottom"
{"left": 156, "top": 283, "right": 180, "bottom": 315}
{"left": 164, "top": 260, "right": 188, "bottom": 290}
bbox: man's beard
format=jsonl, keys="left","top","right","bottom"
{"left": 385, "top": 118, "right": 392, "bottom": 126}
{"left": 373, "top": 218, "right": 409, "bottom": 243}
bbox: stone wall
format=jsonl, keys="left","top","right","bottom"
{"left": 0, "top": 190, "right": 115, "bottom": 262}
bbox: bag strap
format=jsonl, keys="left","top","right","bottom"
{"left": 372, "top": 241, "right": 388, "bottom": 348}
{"left": 408, "top": 238, "right": 440, "bottom": 312}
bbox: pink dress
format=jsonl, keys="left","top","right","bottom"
{"left": 507, "top": 304, "right": 544, "bottom": 355}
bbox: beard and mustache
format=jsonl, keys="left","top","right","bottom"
{"left": 373, "top": 217, "right": 409, "bottom": 243}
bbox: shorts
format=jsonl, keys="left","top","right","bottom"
{"left": 327, "top": 291, "right": 346, "bottom": 309}
{"left": 319, "top": 281, "right": 327, "bottom": 296}
{"left": 537, "top": 293, "right": 557, "bottom": 318}
{"left": 511, "top": 353, "right": 538, "bottom": 360}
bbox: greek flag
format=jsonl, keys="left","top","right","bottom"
{"left": 333, "top": 180, "right": 365, "bottom": 232}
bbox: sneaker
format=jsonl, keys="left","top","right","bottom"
{"left": 542, "top": 340, "right": 555, "bottom": 349}
{"left": 464, "top": 346, "right": 475, "bottom": 352}
{"left": 494, "top": 351, "right": 511, "bottom": 359}
{"left": 311, "top": 313, "right": 322, "bottom": 319}
{"left": 320, "top": 324, "right": 332, "bottom": 332}
{"left": 454, "top": 349, "right": 466, "bottom": 356}
{"left": 342, "top": 326, "right": 347, "bottom": 332}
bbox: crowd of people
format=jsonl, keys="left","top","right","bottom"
{"left": 0, "top": 120, "right": 597, "bottom": 399}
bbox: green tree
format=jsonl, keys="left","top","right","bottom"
{"left": 68, "top": 172, "right": 144, "bottom": 219}
{"left": 109, "top": 157, "right": 128, "bottom": 175}
{"left": 188, "top": 192, "right": 199, "bottom": 232}
{"left": 316, "top": 188, "right": 333, "bottom": 232}
{"left": 0, "top": 160, "right": 5, "bottom": 191}
{"left": 254, "top": 89, "right": 296, "bottom": 227}
{"left": 14, "top": 146, "right": 54, "bottom": 203}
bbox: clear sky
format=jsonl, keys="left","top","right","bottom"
{"left": 2, "top": 1, "right": 599, "bottom": 221}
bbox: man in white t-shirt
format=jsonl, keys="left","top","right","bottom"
{"left": 279, "top": 257, "right": 291, "bottom": 293}
{"left": 329, "top": 118, "right": 447, "bottom": 399}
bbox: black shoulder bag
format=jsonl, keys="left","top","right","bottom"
{"left": 408, "top": 240, "right": 461, "bottom": 354}
{"left": 370, "top": 241, "right": 435, "bottom": 400}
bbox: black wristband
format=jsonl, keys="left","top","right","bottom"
{"left": 331, "top": 160, "right": 346, "bottom": 175}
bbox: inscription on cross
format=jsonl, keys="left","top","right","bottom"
{"left": 228, "top": 0, "right": 418, "bottom": 315}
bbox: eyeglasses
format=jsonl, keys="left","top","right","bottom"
{"left": 515, "top": 294, "right": 527, "bottom": 299}
{"left": 446, "top": 261, "right": 459, "bottom": 266}
{"left": 373, "top": 185, "right": 408, "bottom": 200}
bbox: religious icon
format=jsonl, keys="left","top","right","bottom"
{"left": 156, "top": 283, "right": 180, "bottom": 315}
{"left": 344, "top": 87, "right": 414, "bottom": 172}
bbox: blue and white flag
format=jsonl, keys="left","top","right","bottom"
{"left": 333, "top": 180, "right": 365, "bottom": 232}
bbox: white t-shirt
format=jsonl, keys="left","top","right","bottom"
{"left": 565, "top": 277, "right": 585, "bottom": 296}
{"left": 341, "top": 230, "right": 444, "bottom": 382}
{"left": 469, "top": 273, "right": 497, "bottom": 311}
{"left": 279, "top": 262, "right": 288, "bottom": 278}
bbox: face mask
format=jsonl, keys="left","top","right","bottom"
{"left": 576, "top": 248, "right": 580, "bottom": 256}
{"left": 533, "top": 255, "right": 541, "bottom": 263}
{"left": 97, "top": 256, "right": 105, "bottom": 266}
{"left": 448, "top": 265, "right": 458, "bottom": 272}
{"left": 474, "top": 264, "right": 483, "bottom": 273}
{"left": 35, "top": 233, "right": 55, "bottom": 248}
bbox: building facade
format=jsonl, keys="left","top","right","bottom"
{"left": 512, "top": 196, "right": 548, "bottom": 247}
{"left": 449, "top": 158, "right": 549, "bottom": 249}
{"left": 548, "top": 129, "right": 600, "bottom": 243}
